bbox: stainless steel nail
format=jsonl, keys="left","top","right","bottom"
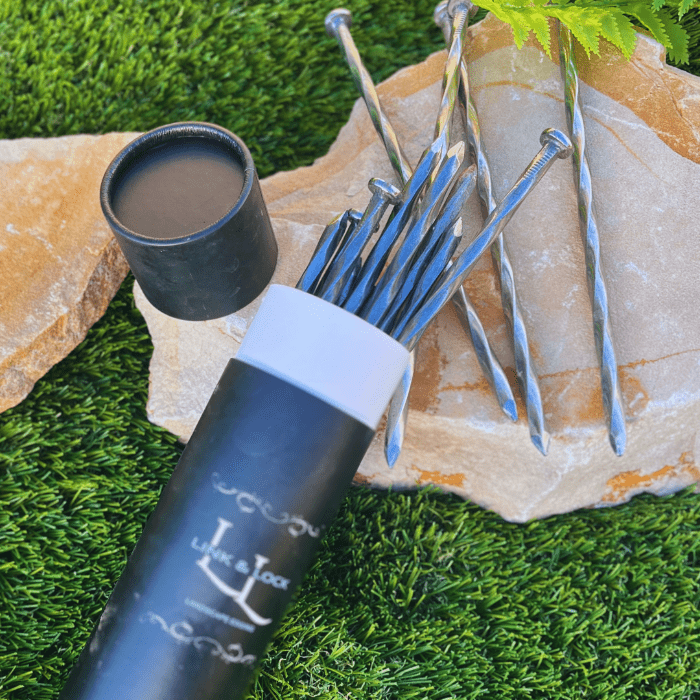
{"left": 361, "top": 143, "right": 466, "bottom": 326}
{"left": 296, "top": 210, "right": 350, "bottom": 293}
{"left": 436, "top": 0, "right": 549, "bottom": 449}
{"left": 452, "top": 286, "right": 518, "bottom": 421}
{"left": 378, "top": 165, "right": 477, "bottom": 334}
{"left": 342, "top": 140, "right": 444, "bottom": 314}
{"left": 384, "top": 351, "right": 415, "bottom": 466}
{"left": 432, "top": 0, "right": 471, "bottom": 156}
{"left": 318, "top": 179, "right": 401, "bottom": 304}
{"left": 327, "top": 5, "right": 514, "bottom": 464}
{"left": 559, "top": 23, "right": 627, "bottom": 456}
{"left": 377, "top": 231, "right": 446, "bottom": 335}
{"left": 391, "top": 219, "right": 463, "bottom": 341}
{"left": 424, "top": 161, "right": 477, "bottom": 250}
{"left": 396, "top": 130, "right": 573, "bottom": 392}
{"left": 335, "top": 257, "right": 363, "bottom": 307}
{"left": 325, "top": 8, "right": 413, "bottom": 186}
{"left": 315, "top": 208, "right": 363, "bottom": 303}
{"left": 422, "top": 1, "right": 520, "bottom": 426}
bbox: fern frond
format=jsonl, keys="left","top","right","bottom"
{"left": 626, "top": 2, "right": 672, "bottom": 45}
{"left": 598, "top": 9, "right": 639, "bottom": 58}
{"left": 523, "top": 7, "right": 553, "bottom": 54}
{"left": 475, "top": 0, "right": 538, "bottom": 49}
{"left": 550, "top": 6, "right": 603, "bottom": 54}
{"left": 645, "top": 0, "right": 698, "bottom": 19}
{"left": 654, "top": 6, "right": 691, "bottom": 60}
{"left": 476, "top": 0, "right": 695, "bottom": 64}
{"left": 677, "top": 0, "right": 695, "bottom": 18}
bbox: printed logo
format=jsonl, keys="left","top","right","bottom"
{"left": 195, "top": 517, "right": 290, "bottom": 627}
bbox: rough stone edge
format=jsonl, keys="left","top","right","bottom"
{"left": 0, "top": 238, "right": 129, "bottom": 412}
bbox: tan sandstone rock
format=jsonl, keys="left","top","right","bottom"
{"left": 0, "top": 133, "right": 138, "bottom": 411}
{"left": 135, "top": 15, "right": 700, "bottom": 521}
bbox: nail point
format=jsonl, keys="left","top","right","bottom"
{"left": 531, "top": 432, "right": 551, "bottom": 456}
{"left": 610, "top": 428, "right": 626, "bottom": 457}
{"left": 502, "top": 399, "right": 518, "bottom": 422}
{"left": 385, "top": 442, "right": 400, "bottom": 467}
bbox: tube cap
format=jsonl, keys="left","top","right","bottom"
{"left": 100, "top": 122, "right": 277, "bottom": 321}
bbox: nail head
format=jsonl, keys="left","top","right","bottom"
{"left": 325, "top": 8, "right": 352, "bottom": 37}
{"left": 433, "top": 1, "right": 449, "bottom": 26}
{"left": 348, "top": 208, "right": 363, "bottom": 223}
{"left": 446, "top": 0, "right": 479, "bottom": 19}
{"left": 368, "top": 177, "right": 402, "bottom": 203}
{"left": 540, "top": 128, "right": 574, "bottom": 158}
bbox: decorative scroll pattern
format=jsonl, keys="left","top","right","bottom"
{"left": 141, "top": 611, "right": 257, "bottom": 667}
{"left": 211, "top": 473, "right": 322, "bottom": 538}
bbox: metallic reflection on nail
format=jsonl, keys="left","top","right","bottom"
{"left": 436, "top": 0, "right": 548, "bottom": 441}
{"left": 559, "top": 23, "right": 627, "bottom": 456}
{"left": 395, "top": 127, "right": 574, "bottom": 449}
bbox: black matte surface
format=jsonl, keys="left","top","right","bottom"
{"left": 101, "top": 122, "right": 277, "bottom": 321}
{"left": 58, "top": 360, "right": 374, "bottom": 700}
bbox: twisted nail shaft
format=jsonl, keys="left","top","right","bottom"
{"left": 559, "top": 24, "right": 627, "bottom": 456}
{"left": 435, "top": 0, "right": 549, "bottom": 453}
{"left": 396, "top": 130, "right": 573, "bottom": 359}
{"left": 325, "top": 9, "right": 413, "bottom": 185}
{"left": 452, "top": 286, "right": 518, "bottom": 422}
{"left": 433, "top": 1, "right": 470, "bottom": 150}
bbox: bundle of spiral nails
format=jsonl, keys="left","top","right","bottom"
{"left": 298, "top": 0, "right": 628, "bottom": 467}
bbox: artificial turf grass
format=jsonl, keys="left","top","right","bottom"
{"left": 0, "top": 0, "right": 448, "bottom": 176}
{"left": 1, "top": 0, "right": 700, "bottom": 697}
{"left": 282, "top": 486, "right": 700, "bottom": 700}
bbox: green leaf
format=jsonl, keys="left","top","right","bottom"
{"left": 626, "top": 2, "right": 672, "bottom": 47}
{"left": 599, "top": 10, "right": 639, "bottom": 58}
{"left": 475, "top": 0, "right": 533, "bottom": 48}
{"left": 677, "top": 0, "right": 695, "bottom": 19}
{"left": 656, "top": 6, "right": 690, "bottom": 61}
{"left": 525, "top": 7, "right": 554, "bottom": 56}
{"left": 503, "top": 7, "right": 536, "bottom": 49}
{"left": 551, "top": 7, "right": 602, "bottom": 56}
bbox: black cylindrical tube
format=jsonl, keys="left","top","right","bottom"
{"left": 59, "top": 286, "right": 410, "bottom": 699}
{"left": 58, "top": 360, "right": 374, "bottom": 699}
